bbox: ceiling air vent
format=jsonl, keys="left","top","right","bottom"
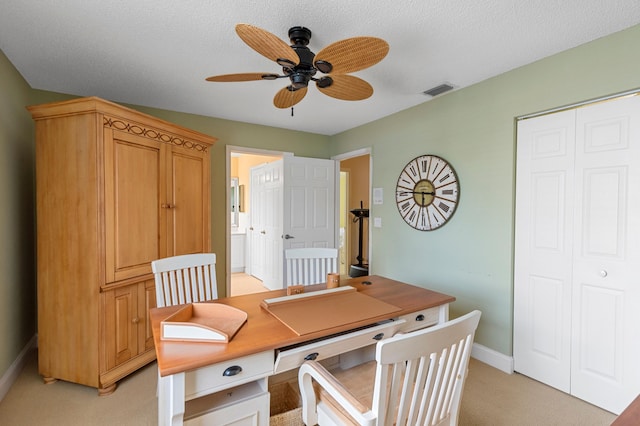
{"left": 423, "top": 83, "right": 454, "bottom": 97}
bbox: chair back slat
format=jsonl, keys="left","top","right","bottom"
{"left": 284, "top": 247, "right": 339, "bottom": 286}
{"left": 375, "top": 310, "right": 481, "bottom": 426}
{"left": 151, "top": 253, "right": 218, "bottom": 307}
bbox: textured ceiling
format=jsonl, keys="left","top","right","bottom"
{"left": 2, "top": 1, "right": 639, "bottom": 135}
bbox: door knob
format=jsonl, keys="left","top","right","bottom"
{"left": 284, "top": 234, "right": 294, "bottom": 239}
{"left": 600, "top": 270, "right": 608, "bottom": 277}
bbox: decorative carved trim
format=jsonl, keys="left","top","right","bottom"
{"left": 103, "top": 117, "right": 209, "bottom": 152}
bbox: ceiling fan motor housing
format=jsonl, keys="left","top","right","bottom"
{"left": 285, "top": 26, "right": 320, "bottom": 89}
{"left": 288, "top": 26, "right": 311, "bottom": 46}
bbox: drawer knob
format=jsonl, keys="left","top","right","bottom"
{"left": 304, "top": 352, "right": 319, "bottom": 361}
{"left": 415, "top": 314, "right": 425, "bottom": 322}
{"left": 223, "top": 365, "right": 243, "bottom": 377}
{"left": 373, "top": 333, "right": 385, "bottom": 341}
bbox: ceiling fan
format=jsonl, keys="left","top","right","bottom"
{"left": 206, "top": 24, "right": 389, "bottom": 109}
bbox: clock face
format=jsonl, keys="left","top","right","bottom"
{"left": 395, "top": 155, "right": 459, "bottom": 231}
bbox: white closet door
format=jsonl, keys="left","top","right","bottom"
{"left": 514, "top": 109, "right": 576, "bottom": 393}
{"left": 570, "top": 95, "right": 640, "bottom": 414}
{"left": 515, "top": 95, "right": 640, "bottom": 414}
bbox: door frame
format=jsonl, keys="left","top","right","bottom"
{"left": 332, "top": 147, "right": 373, "bottom": 275}
{"left": 226, "top": 145, "right": 288, "bottom": 296}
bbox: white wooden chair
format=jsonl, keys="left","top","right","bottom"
{"left": 151, "top": 253, "right": 218, "bottom": 307}
{"left": 298, "top": 310, "right": 482, "bottom": 426}
{"left": 285, "top": 247, "right": 339, "bottom": 286}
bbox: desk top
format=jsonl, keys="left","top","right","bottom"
{"left": 150, "top": 275, "right": 455, "bottom": 377}
{"left": 612, "top": 394, "right": 640, "bottom": 425}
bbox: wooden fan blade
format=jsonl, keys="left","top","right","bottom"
{"left": 206, "top": 73, "right": 277, "bottom": 82}
{"left": 236, "top": 23, "right": 299, "bottom": 65}
{"left": 317, "top": 75, "right": 373, "bottom": 101}
{"left": 273, "top": 86, "right": 307, "bottom": 109}
{"left": 314, "top": 37, "right": 389, "bottom": 74}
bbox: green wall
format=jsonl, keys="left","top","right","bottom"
{"left": 0, "top": 50, "right": 37, "bottom": 378}
{"left": 330, "top": 24, "right": 640, "bottom": 355}
{"left": 1, "top": 24, "right": 639, "bottom": 380}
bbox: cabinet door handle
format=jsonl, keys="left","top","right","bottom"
{"left": 161, "top": 203, "right": 175, "bottom": 209}
{"left": 415, "top": 314, "right": 425, "bottom": 322}
{"left": 131, "top": 317, "right": 140, "bottom": 324}
{"left": 261, "top": 230, "right": 266, "bottom": 234}
{"left": 223, "top": 365, "right": 243, "bottom": 377}
{"left": 304, "top": 352, "right": 319, "bottom": 361}
{"left": 373, "top": 333, "right": 385, "bottom": 341}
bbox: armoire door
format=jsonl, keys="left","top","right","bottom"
{"left": 165, "top": 145, "right": 210, "bottom": 257}
{"left": 514, "top": 95, "right": 640, "bottom": 414}
{"left": 104, "top": 128, "right": 162, "bottom": 282}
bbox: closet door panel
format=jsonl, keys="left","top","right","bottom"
{"left": 514, "top": 110, "right": 575, "bottom": 392}
{"left": 571, "top": 95, "right": 640, "bottom": 414}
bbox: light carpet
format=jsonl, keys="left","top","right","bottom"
{"left": 0, "top": 350, "right": 617, "bottom": 425}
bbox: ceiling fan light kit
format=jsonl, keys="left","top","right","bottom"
{"left": 206, "top": 23, "right": 389, "bottom": 109}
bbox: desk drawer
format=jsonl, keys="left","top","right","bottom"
{"left": 184, "top": 381, "right": 269, "bottom": 426}
{"left": 274, "top": 320, "right": 405, "bottom": 374}
{"left": 185, "top": 351, "right": 273, "bottom": 400}
{"left": 396, "top": 307, "right": 440, "bottom": 333}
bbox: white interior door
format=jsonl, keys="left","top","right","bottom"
{"left": 262, "top": 160, "right": 284, "bottom": 290}
{"left": 249, "top": 163, "right": 267, "bottom": 281}
{"left": 282, "top": 155, "right": 337, "bottom": 251}
{"left": 248, "top": 156, "right": 335, "bottom": 291}
{"left": 514, "top": 95, "right": 640, "bottom": 414}
{"left": 249, "top": 160, "right": 283, "bottom": 290}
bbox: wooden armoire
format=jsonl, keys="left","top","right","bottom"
{"left": 28, "top": 97, "right": 217, "bottom": 394}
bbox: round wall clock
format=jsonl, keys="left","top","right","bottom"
{"left": 395, "top": 154, "right": 459, "bottom": 231}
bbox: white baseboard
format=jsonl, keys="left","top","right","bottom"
{"left": 0, "top": 334, "right": 37, "bottom": 402}
{"left": 471, "top": 342, "right": 514, "bottom": 374}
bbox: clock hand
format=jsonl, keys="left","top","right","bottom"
{"left": 398, "top": 190, "right": 435, "bottom": 195}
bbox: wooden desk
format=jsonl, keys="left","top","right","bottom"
{"left": 150, "top": 275, "right": 455, "bottom": 425}
{"left": 612, "top": 394, "right": 640, "bottom": 425}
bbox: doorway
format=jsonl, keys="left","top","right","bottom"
{"left": 335, "top": 149, "right": 371, "bottom": 279}
{"left": 227, "top": 146, "right": 372, "bottom": 296}
{"left": 228, "top": 147, "right": 281, "bottom": 296}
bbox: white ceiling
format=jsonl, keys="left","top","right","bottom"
{"left": 2, "top": 1, "right": 639, "bottom": 136}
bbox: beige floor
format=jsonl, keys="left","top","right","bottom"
{"left": 230, "top": 272, "right": 270, "bottom": 296}
{"left": 0, "top": 352, "right": 616, "bottom": 425}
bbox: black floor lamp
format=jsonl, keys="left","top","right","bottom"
{"left": 349, "top": 201, "right": 369, "bottom": 277}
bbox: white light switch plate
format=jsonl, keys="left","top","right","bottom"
{"left": 373, "top": 217, "right": 382, "bottom": 228}
{"left": 373, "top": 187, "right": 383, "bottom": 204}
